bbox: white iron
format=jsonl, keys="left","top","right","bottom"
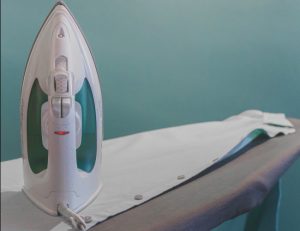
{"left": 20, "top": 1, "right": 102, "bottom": 228}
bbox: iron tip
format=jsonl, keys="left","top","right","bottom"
{"left": 55, "top": 1, "right": 67, "bottom": 7}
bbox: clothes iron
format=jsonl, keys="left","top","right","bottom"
{"left": 20, "top": 1, "right": 102, "bottom": 229}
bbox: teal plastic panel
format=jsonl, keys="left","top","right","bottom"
{"left": 75, "top": 79, "right": 97, "bottom": 172}
{"left": 27, "top": 79, "right": 48, "bottom": 173}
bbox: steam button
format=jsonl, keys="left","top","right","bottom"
{"left": 51, "top": 97, "right": 61, "bottom": 118}
{"left": 62, "top": 97, "right": 72, "bottom": 118}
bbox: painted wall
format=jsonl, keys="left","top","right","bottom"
{"left": 1, "top": 0, "right": 299, "bottom": 230}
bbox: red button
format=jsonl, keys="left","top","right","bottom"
{"left": 54, "top": 131, "right": 69, "bottom": 135}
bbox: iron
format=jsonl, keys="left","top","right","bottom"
{"left": 20, "top": 1, "right": 103, "bottom": 224}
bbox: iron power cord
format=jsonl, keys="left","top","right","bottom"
{"left": 57, "top": 204, "right": 92, "bottom": 231}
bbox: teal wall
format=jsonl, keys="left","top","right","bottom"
{"left": 1, "top": 0, "right": 299, "bottom": 230}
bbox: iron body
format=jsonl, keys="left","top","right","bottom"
{"left": 21, "top": 2, "right": 103, "bottom": 215}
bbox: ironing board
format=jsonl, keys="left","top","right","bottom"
{"left": 91, "top": 118, "right": 300, "bottom": 231}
